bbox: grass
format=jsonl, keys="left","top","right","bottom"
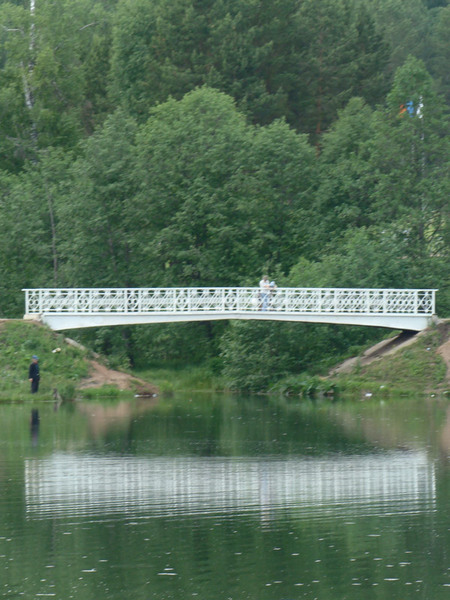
{"left": 134, "top": 363, "right": 226, "bottom": 394}
{"left": 135, "top": 324, "right": 449, "bottom": 400}
{"left": 0, "top": 320, "right": 223, "bottom": 401}
{"left": 0, "top": 320, "right": 92, "bottom": 401}
{"left": 331, "top": 323, "right": 449, "bottom": 399}
{"left": 79, "top": 386, "right": 133, "bottom": 400}
{"left": 269, "top": 374, "right": 337, "bottom": 399}
{"left": 0, "top": 320, "right": 144, "bottom": 401}
{"left": 266, "top": 322, "right": 449, "bottom": 401}
{"left": 2, "top": 318, "right": 447, "bottom": 403}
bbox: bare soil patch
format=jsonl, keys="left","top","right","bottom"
{"left": 79, "top": 359, "right": 158, "bottom": 396}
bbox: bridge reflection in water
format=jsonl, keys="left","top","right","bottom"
{"left": 25, "top": 451, "right": 435, "bottom": 521}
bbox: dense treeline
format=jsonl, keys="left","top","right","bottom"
{"left": 0, "top": 0, "right": 448, "bottom": 390}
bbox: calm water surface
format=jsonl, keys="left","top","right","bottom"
{"left": 0, "top": 394, "right": 449, "bottom": 599}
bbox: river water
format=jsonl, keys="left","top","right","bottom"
{"left": 0, "top": 394, "right": 449, "bottom": 599}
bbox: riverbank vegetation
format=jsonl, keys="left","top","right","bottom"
{"left": 0, "top": 320, "right": 89, "bottom": 401}
{"left": 333, "top": 321, "right": 450, "bottom": 398}
{"left": 0, "top": 320, "right": 155, "bottom": 401}
{"left": 0, "top": 319, "right": 447, "bottom": 401}
{"left": 0, "top": 1, "right": 448, "bottom": 393}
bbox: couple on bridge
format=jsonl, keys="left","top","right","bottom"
{"left": 259, "top": 275, "right": 277, "bottom": 311}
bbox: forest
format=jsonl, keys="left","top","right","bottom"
{"left": 0, "top": 0, "right": 448, "bottom": 391}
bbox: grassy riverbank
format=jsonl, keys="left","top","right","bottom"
{"left": 0, "top": 319, "right": 216, "bottom": 401}
{"left": 0, "top": 320, "right": 90, "bottom": 401}
{"left": 328, "top": 321, "right": 450, "bottom": 399}
{"left": 0, "top": 320, "right": 155, "bottom": 401}
{"left": 0, "top": 319, "right": 448, "bottom": 402}
{"left": 113, "top": 320, "right": 450, "bottom": 400}
{"left": 260, "top": 321, "right": 450, "bottom": 400}
{"left": 134, "top": 364, "right": 226, "bottom": 395}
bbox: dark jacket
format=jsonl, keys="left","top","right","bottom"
{"left": 29, "top": 362, "right": 40, "bottom": 381}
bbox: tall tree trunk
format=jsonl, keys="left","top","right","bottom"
{"left": 315, "top": 29, "right": 324, "bottom": 153}
{"left": 26, "top": 3, "right": 59, "bottom": 283}
{"left": 23, "top": 0, "right": 38, "bottom": 152}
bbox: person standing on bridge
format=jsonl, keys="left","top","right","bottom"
{"left": 28, "top": 355, "right": 40, "bottom": 394}
{"left": 259, "top": 275, "right": 270, "bottom": 310}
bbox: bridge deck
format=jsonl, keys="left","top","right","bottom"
{"left": 23, "top": 287, "right": 436, "bottom": 331}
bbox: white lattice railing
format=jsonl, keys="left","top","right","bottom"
{"left": 23, "top": 287, "right": 436, "bottom": 316}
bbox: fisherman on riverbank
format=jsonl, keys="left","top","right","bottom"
{"left": 28, "top": 355, "right": 40, "bottom": 394}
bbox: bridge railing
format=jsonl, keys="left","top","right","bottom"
{"left": 23, "top": 287, "right": 436, "bottom": 316}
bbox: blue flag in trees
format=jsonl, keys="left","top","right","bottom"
{"left": 399, "top": 98, "right": 423, "bottom": 118}
{"left": 406, "top": 100, "right": 415, "bottom": 116}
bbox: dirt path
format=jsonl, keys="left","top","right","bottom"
{"left": 79, "top": 359, "right": 158, "bottom": 396}
{"left": 328, "top": 330, "right": 419, "bottom": 375}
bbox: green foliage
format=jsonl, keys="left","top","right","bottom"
{"left": 311, "top": 98, "right": 375, "bottom": 249}
{"left": 58, "top": 382, "right": 76, "bottom": 401}
{"left": 0, "top": 1, "right": 448, "bottom": 393}
{"left": 270, "top": 374, "right": 337, "bottom": 399}
{"left": 427, "top": 4, "right": 450, "bottom": 104}
{"left": 333, "top": 322, "right": 449, "bottom": 397}
{"left": 0, "top": 0, "right": 114, "bottom": 169}
{"left": 130, "top": 87, "right": 314, "bottom": 286}
{"left": 364, "top": 0, "right": 429, "bottom": 71}
{"left": 295, "top": 0, "right": 389, "bottom": 136}
{"left": 79, "top": 385, "right": 122, "bottom": 400}
{"left": 220, "top": 321, "right": 293, "bottom": 392}
{"left": 109, "top": 0, "right": 390, "bottom": 135}
{"left": 219, "top": 319, "right": 384, "bottom": 392}
{"left": 109, "top": 0, "right": 301, "bottom": 124}
{"left": 0, "top": 148, "right": 72, "bottom": 315}
{"left": 57, "top": 109, "right": 138, "bottom": 287}
{"left": 290, "top": 225, "right": 450, "bottom": 316}
{"left": 130, "top": 322, "right": 217, "bottom": 367}
{"left": 135, "top": 363, "right": 224, "bottom": 393}
{"left": 370, "top": 58, "right": 449, "bottom": 252}
{"left": 0, "top": 321, "right": 89, "bottom": 399}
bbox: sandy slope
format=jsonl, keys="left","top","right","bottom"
{"left": 79, "top": 359, "right": 158, "bottom": 395}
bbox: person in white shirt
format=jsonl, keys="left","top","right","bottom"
{"left": 259, "top": 275, "right": 270, "bottom": 310}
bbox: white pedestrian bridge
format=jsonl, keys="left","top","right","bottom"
{"left": 23, "top": 287, "right": 436, "bottom": 331}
